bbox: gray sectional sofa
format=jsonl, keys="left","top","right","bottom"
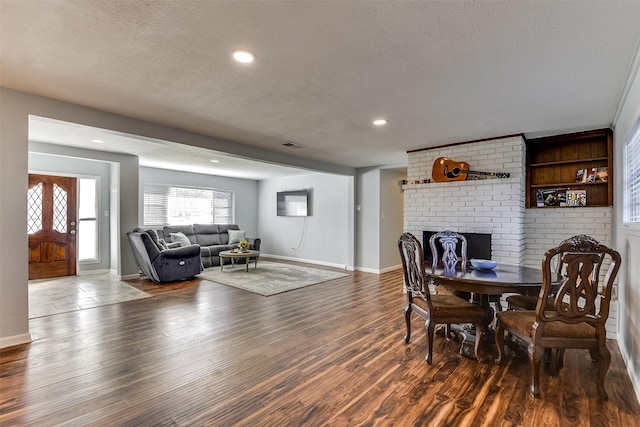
{"left": 157, "top": 224, "right": 261, "bottom": 268}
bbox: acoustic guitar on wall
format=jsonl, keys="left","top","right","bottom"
{"left": 431, "top": 157, "right": 510, "bottom": 183}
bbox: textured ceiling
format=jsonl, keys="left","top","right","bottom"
{"left": 2, "top": 1, "right": 640, "bottom": 176}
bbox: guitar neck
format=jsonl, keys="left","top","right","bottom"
{"left": 467, "top": 170, "right": 493, "bottom": 176}
{"left": 465, "top": 170, "right": 510, "bottom": 178}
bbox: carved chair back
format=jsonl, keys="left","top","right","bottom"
{"left": 429, "top": 230, "right": 467, "bottom": 274}
{"left": 538, "top": 234, "right": 621, "bottom": 328}
{"left": 398, "top": 232, "right": 431, "bottom": 303}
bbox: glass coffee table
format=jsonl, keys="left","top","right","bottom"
{"left": 219, "top": 250, "right": 260, "bottom": 272}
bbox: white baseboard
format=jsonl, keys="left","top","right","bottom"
{"left": 354, "top": 264, "right": 402, "bottom": 274}
{"left": 77, "top": 268, "right": 110, "bottom": 276}
{"left": 120, "top": 273, "right": 142, "bottom": 280}
{"left": 262, "top": 254, "right": 401, "bottom": 275}
{"left": 0, "top": 332, "right": 32, "bottom": 349}
{"left": 261, "top": 254, "right": 353, "bottom": 271}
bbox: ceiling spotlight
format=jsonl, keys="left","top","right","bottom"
{"left": 210, "top": 159, "right": 220, "bottom": 163}
{"left": 91, "top": 139, "right": 105, "bottom": 143}
{"left": 373, "top": 119, "right": 387, "bottom": 126}
{"left": 232, "top": 50, "right": 256, "bottom": 63}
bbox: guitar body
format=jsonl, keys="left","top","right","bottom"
{"left": 431, "top": 157, "right": 511, "bottom": 182}
{"left": 432, "top": 157, "right": 469, "bottom": 182}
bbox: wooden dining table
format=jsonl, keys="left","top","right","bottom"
{"left": 427, "top": 263, "right": 563, "bottom": 361}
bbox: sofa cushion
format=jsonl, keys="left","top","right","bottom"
{"left": 193, "top": 224, "right": 221, "bottom": 246}
{"left": 216, "top": 224, "right": 240, "bottom": 245}
{"left": 170, "top": 232, "right": 192, "bottom": 247}
{"left": 163, "top": 225, "right": 196, "bottom": 244}
{"left": 228, "top": 229, "right": 246, "bottom": 244}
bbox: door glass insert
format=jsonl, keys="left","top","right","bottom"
{"left": 53, "top": 184, "right": 68, "bottom": 233}
{"left": 27, "top": 183, "right": 43, "bottom": 234}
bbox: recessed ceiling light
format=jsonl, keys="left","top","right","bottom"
{"left": 210, "top": 159, "right": 220, "bottom": 163}
{"left": 232, "top": 50, "right": 255, "bottom": 63}
{"left": 91, "top": 139, "right": 105, "bottom": 143}
{"left": 373, "top": 119, "right": 387, "bottom": 126}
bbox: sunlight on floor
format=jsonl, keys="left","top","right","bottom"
{"left": 28, "top": 273, "right": 151, "bottom": 318}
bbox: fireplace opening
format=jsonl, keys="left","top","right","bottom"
{"left": 423, "top": 231, "right": 492, "bottom": 263}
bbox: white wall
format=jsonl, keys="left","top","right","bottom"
{"left": 355, "top": 167, "right": 406, "bottom": 273}
{"left": 613, "top": 48, "right": 640, "bottom": 400}
{"left": 258, "top": 173, "right": 353, "bottom": 269}
{"left": 0, "top": 89, "right": 30, "bottom": 347}
{"left": 139, "top": 167, "right": 259, "bottom": 235}
{"left": 379, "top": 168, "right": 406, "bottom": 272}
{"left": 356, "top": 168, "right": 381, "bottom": 271}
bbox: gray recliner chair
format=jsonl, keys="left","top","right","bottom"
{"left": 127, "top": 230, "right": 202, "bottom": 283}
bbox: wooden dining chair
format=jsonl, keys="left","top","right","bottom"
{"left": 494, "top": 235, "right": 621, "bottom": 400}
{"left": 398, "top": 232, "right": 485, "bottom": 364}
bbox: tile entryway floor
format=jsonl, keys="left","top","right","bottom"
{"left": 28, "top": 273, "right": 151, "bottom": 318}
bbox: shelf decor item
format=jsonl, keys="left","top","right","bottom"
{"left": 595, "top": 167, "right": 608, "bottom": 182}
{"left": 566, "top": 189, "right": 587, "bottom": 207}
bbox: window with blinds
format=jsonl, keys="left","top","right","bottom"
{"left": 625, "top": 121, "right": 640, "bottom": 225}
{"left": 143, "top": 184, "right": 233, "bottom": 227}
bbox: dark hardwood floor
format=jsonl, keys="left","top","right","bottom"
{"left": 2, "top": 262, "right": 639, "bottom": 426}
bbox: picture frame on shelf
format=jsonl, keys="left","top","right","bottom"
{"left": 566, "top": 189, "right": 587, "bottom": 207}
{"left": 595, "top": 167, "right": 608, "bottom": 182}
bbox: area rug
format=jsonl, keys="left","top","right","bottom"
{"left": 198, "top": 261, "right": 349, "bottom": 296}
{"left": 29, "top": 275, "right": 152, "bottom": 318}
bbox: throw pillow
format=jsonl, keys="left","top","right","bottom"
{"left": 228, "top": 229, "right": 246, "bottom": 244}
{"left": 170, "top": 232, "right": 192, "bottom": 247}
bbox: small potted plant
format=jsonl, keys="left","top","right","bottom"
{"left": 237, "top": 240, "right": 250, "bottom": 252}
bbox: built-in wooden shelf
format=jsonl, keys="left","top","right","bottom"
{"left": 525, "top": 129, "right": 613, "bottom": 208}
{"left": 529, "top": 157, "right": 609, "bottom": 167}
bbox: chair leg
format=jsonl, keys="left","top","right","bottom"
{"left": 494, "top": 321, "right": 505, "bottom": 364}
{"left": 473, "top": 323, "right": 483, "bottom": 362}
{"left": 555, "top": 348, "right": 565, "bottom": 370}
{"left": 528, "top": 344, "right": 543, "bottom": 398}
{"left": 403, "top": 304, "right": 412, "bottom": 344}
{"left": 425, "top": 319, "right": 435, "bottom": 364}
{"left": 596, "top": 344, "right": 611, "bottom": 401}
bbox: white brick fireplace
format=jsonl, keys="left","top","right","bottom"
{"left": 403, "top": 135, "right": 526, "bottom": 265}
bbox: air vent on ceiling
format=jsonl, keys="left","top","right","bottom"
{"left": 281, "top": 141, "right": 304, "bottom": 149}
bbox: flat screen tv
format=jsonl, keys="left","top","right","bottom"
{"left": 277, "top": 189, "right": 309, "bottom": 217}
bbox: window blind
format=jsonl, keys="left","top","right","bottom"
{"left": 143, "top": 184, "right": 233, "bottom": 227}
{"left": 625, "top": 122, "right": 640, "bottom": 224}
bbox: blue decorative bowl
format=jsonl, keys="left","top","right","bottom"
{"left": 471, "top": 259, "right": 497, "bottom": 270}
